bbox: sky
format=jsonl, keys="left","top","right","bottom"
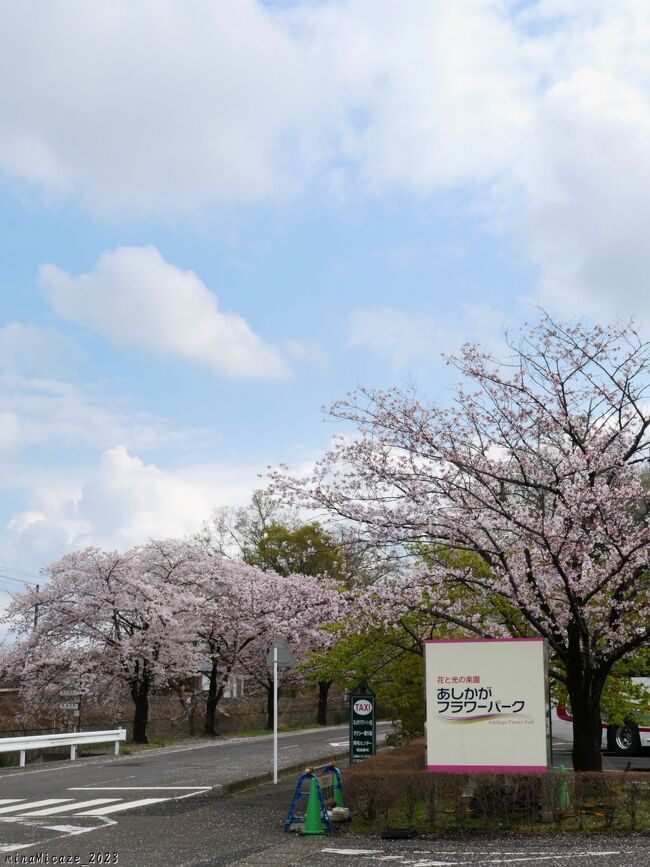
{"left": 1, "top": 0, "right": 650, "bottom": 600}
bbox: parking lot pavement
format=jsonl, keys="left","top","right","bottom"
{"left": 258, "top": 838, "right": 650, "bottom": 867}
{"left": 550, "top": 741, "right": 650, "bottom": 771}
{"left": 223, "top": 824, "right": 650, "bottom": 867}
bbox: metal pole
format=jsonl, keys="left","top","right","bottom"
{"left": 273, "top": 645, "right": 278, "bottom": 785}
{"left": 33, "top": 584, "right": 40, "bottom": 629}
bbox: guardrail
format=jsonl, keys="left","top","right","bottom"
{"left": 0, "top": 729, "right": 127, "bottom": 767}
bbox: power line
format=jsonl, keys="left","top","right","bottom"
{"left": 0, "top": 528, "right": 68, "bottom": 549}
{"left": 0, "top": 573, "right": 40, "bottom": 587}
{"left": 0, "top": 564, "right": 43, "bottom": 580}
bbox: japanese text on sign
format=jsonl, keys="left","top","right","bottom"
{"left": 436, "top": 684, "right": 526, "bottom": 715}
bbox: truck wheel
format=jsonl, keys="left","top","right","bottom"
{"left": 607, "top": 723, "right": 641, "bottom": 756}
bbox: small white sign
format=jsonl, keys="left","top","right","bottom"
{"left": 266, "top": 636, "right": 296, "bottom": 669}
{"left": 352, "top": 699, "right": 373, "bottom": 716}
{"left": 59, "top": 702, "right": 80, "bottom": 711}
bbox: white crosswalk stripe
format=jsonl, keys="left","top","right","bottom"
{"left": 18, "top": 798, "right": 121, "bottom": 816}
{"left": 0, "top": 788, "right": 208, "bottom": 820}
{"left": 77, "top": 797, "right": 168, "bottom": 816}
{"left": 0, "top": 799, "right": 72, "bottom": 814}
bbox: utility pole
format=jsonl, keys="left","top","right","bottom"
{"left": 33, "top": 583, "right": 39, "bottom": 629}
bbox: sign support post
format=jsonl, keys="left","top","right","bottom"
{"left": 266, "top": 637, "right": 296, "bottom": 785}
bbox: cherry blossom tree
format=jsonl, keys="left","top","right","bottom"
{"left": 240, "top": 522, "right": 348, "bottom": 724}
{"left": 189, "top": 556, "right": 291, "bottom": 736}
{"left": 199, "top": 497, "right": 356, "bottom": 724}
{"left": 237, "top": 572, "right": 343, "bottom": 729}
{"left": 272, "top": 316, "right": 650, "bottom": 771}
{"left": 5, "top": 540, "right": 205, "bottom": 743}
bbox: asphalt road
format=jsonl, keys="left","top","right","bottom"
{"left": 0, "top": 723, "right": 389, "bottom": 861}
{"left": 0, "top": 728, "right": 647, "bottom": 866}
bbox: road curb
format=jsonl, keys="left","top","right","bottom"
{"left": 210, "top": 751, "right": 348, "bottom": 797}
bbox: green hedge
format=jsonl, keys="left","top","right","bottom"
{"left": 344, "top": 742, "right": 650, "bottom": 834}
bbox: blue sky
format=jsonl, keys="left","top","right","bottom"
{"left": 1, "top": 0, "right": 649, "bottom": 598}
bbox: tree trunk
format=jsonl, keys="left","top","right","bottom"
{"left": 204, "top": 661, "right": 220, "bottom": 736}
{"left": 265, "top": 679, "right": 274, "bottom": 730}
{"left": 569, "top": 693, "right": 604, "bottom": 771}
{"left": 565, "top": 627, "right": 607, "bottom": 771}
{"left": 131, "top": 683, "right": 150, "bottom": 744}
{"left": 317, "top": 679, "right": 332, "bottom": 726}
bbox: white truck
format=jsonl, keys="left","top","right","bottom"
{"left": 551, "top": 677, "right": 650, "bottom": 757}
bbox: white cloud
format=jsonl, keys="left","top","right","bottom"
{"left": 309, "top": 1, "right": 531, "bottom": 194}
{"left": 39, "top": 246, "right": 289, "bottom": 379}
{"left": 518, "top": 66, "right": 650, "bottom": 320}
{"left": 283, "top": 338, "right": 327, "bottom": 367}
{"left": 0, "top": 322, "right": 81, "bottom": 373}
{"left": 5, "top": 446, "right": 265, "bottom": 560}
{"left": 0, "top": 371, "right": 187, "bottom": 454}
{"left": 0, "top": 1, "right": 312, "bottom": 212}
{"left": 0, "top": 3, "right": 649, "bottom": 319}
{"left": 347, "top": 307, "right": 451, "bottom": 367}
{"left": 0, "top": 1, "right": 531, "bottom": 213}
{"left": 493, "top": 2, "right": 650, "bottom": 320}
{"left": 347, "top": 304, "right": 509, "bottom": 366}
{"left": 0, "top": 412, "right": 21, "bottom": 451}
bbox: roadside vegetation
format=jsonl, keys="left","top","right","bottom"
{"left": 344, "top": 740, "right": 650, "bottom": 835}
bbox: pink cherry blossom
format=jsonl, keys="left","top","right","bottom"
{"left": 270, "top": 315, "right": 650, "bottom": 771}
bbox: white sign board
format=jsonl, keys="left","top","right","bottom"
{"left": 425, "top": 638, "right": 549, "bottom": 773}
{"left": 265, "top": 636, "right": 296, "bottom": 669}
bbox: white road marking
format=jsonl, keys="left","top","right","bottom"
{"left": 0, "top": 842, "right": 49, "bottom": 854}
{"left": 66, "top": 774, "right": 137, "bottom": 787}
{"left": 0, "top": 820, "right": 112, "bottom": 854}
{"left": 0, "top": 800, "right": 23, "bottom": 805}
{"left": 77, "top": 797, "right": 168, "bottom": 815}
{"left": 0, "top": 799, "right": 72, "bottom": 814}
{"left": 45, "top": 823, "right": 113, "bottom": 833}
{"left": 0, "top": 787, "right": 207, "bottom": 828}
{"left": 69, "top": 785, "right": 211, "bottom": 790}
{"left": 321, "top": 850, "right": 622, "bottom": 865}
{"left": 401, "top": 862, "right": 456, "bottom": 866}
{"left": 461, "top": 857, "right": 619, "bottom": 865}
{"left": 329, "top": 741, "right": 349, "bottom": 747}
{"left": 173, "top": 790, "right": 212, "bottom": 801}
{"left": 19, "top": 798, "right": 121, "bottom": 816}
